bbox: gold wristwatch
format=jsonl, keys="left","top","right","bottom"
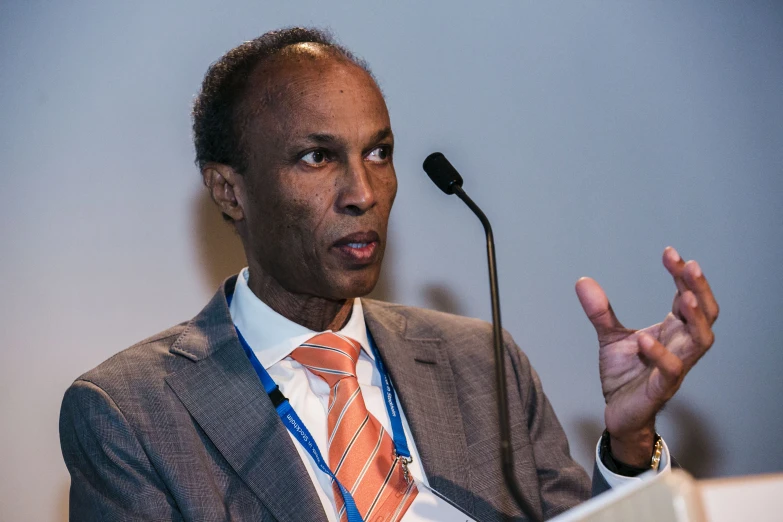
{"left": 650, "top": 433, "right": 664, "bottom": 470}
{"left": 600, "top": 430, "right": 664, "bottom": 474}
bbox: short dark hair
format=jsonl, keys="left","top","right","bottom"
{"left": 192, "top": 27, "right": 372, "bottom": 174}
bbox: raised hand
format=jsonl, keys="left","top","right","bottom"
{"left": 575, "top": 247, "right": 718, "bottom": 467}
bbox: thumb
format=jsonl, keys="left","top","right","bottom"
{"left": 575, "top": 277, "right": 625, "bottom": 335}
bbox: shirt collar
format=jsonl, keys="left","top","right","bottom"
{"left": 228, "top": 267, "right": 372, "bottom": 368}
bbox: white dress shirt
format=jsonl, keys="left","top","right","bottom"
{"left": 229, "top": 268, "right": 428, "bottom": 522}
{"left": 228, "top": 268, "right": 669, "bottom": 519}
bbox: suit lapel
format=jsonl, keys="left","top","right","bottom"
{"left": 165, "top": 279, "right": 327, "bottom": 522}
{"left": 363, "top": 301, "right": 475, "bottom": 514}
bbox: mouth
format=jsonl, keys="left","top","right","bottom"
{"left": 332, "top": 231, "right": 381, "bottom": 265}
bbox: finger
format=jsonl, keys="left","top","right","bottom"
{"left": 575, "top": 277, "right": 625, "bottom": 335}
{"left": 671, "top": 292, "right": 686, "bottom": 322}
{"left": 662, "top": 246, "right": 688, "bottom": 295}
{"left": 678, "top": 290, "right": 715, "bottom": 350}
{"left": 638, "top": 333, "right": 684, "bottom": 392}
{"left": 681, "top": 260, "right": 719, "bottom": 324}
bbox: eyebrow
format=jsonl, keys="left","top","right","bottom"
{"left": 369, "top": 127, "right": 394, "bottom": 144}
{"left": 305, "top": 132, "right": 340, "bottom": 144}
{"left": 304, "top": 127, "right": 394, "bottom": 146}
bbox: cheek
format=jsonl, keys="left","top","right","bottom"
{"left": 275, "top": 190, "right": 331, "bottom": 255}
{"left": 377, "top": 172, "right": 398, "bottom": 215}
{"left": 246, "top": 183, "right": 305, "bottom": 257}
{"left": 388, "top": 175, "right": 398, "bottom": 204}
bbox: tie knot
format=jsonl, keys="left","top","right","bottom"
{"left": 290, "top": 332, "right": 362, "bottom": 387}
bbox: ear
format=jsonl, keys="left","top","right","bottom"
{"left": 201, "top": 163, "right": 246, "bottom": 222}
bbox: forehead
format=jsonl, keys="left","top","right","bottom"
{"left": 241, "top": 47, "right": 389, "bottom": 139}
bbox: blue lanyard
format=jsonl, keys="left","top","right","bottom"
{"left": 235, "top": 327, "right": 363, "bottom": 522}
{"left": 365, "top": 329, "right": 411, "bottom": 462}
{"left": 231, "top": 306, "right": 412, "bottom": 522}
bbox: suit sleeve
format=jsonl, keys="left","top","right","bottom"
{"left": 506, "top": 335, "right": 601, "bottom": 517}
{"left": 59, "top": 379, "right": 183, "bottom": 521}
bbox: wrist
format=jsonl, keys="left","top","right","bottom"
{"left": 608, "top": 426, "right": 657, "bottom": 469}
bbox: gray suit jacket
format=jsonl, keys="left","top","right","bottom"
{"left": 60, "top": 277, "right": 600, "bottom": 521}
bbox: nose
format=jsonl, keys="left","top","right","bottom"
{"left": 337, "top": 157, "right": 376, "bottom": 215}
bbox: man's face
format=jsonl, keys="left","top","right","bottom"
{"left": 236, "top": 49, "right": 397, "bottom": 301}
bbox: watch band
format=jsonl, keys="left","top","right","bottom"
{"left": 600, "top": 430, "right": 663, "bottom": 476}
{"left": 650, "top": 434, "right": 664, "bottom": 470}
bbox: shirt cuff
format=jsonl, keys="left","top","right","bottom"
{"left": 594, "top": 436, "right": 671, "bottom": 489}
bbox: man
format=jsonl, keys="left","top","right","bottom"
{"left": 59, "top": 28, "right": 718, "bottom": 521}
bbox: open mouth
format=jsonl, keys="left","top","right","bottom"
{"left": 333, "top": 231, "right": 381, "bottom": 264}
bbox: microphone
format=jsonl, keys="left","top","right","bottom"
{"left": 422, "top": 152, "right": 464, "bottom": 194}
{"left": 422, "top": 152, "right": 541, "bottom": 522}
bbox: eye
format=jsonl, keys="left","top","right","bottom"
{"left": 300, "top": 149, "right": 330, "bottom": 167}
{"left": 366, "top": 145, "right": 392, "bottom": 163}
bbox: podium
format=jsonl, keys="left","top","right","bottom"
{"left": 550, "top": 470, "right": 783, "bottom": 521}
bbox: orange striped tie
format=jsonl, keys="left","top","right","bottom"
{"left": 291, "top": 332, "right": 418, "bottom": 522}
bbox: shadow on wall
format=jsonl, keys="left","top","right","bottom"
{"left": 57, "top": 479, "right": 68, "bottom": 521}
{"left": 193, "top": 191, "right": 247, "bottom": 290}
{"left": 421, "top": 284, "right": 465, "bottom": 316}
{"left": 365, "top": 231, "right": 465, "bottom": 314}
{"left": 366, "top": 231, "right": 397, "bottom": 304}
{"left": 659, "top": 400, "right": 718, "bottom": 478}
{"left": 573, "top": 416, "right": 605, "bottom": 471}
{"left": 573, "top": 398, "right": 718, "bottom": 478}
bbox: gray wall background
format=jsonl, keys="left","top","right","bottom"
{"left": 1, "top": 1, "right": 781, "bottom": 520}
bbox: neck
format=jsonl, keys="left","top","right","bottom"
{"left": 245, "top": 266, "right": 353, "bottom": 332}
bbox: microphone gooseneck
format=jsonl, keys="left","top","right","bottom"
{"left": 422, "top": 152, "right": 541, "bottom": 522}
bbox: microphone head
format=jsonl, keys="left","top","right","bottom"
{"left": 422, "top": 152, "right": 464, "bottom": 195}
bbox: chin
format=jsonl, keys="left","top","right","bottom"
{"left": 331, "top": 271, "right": 380, "bottom": 299}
